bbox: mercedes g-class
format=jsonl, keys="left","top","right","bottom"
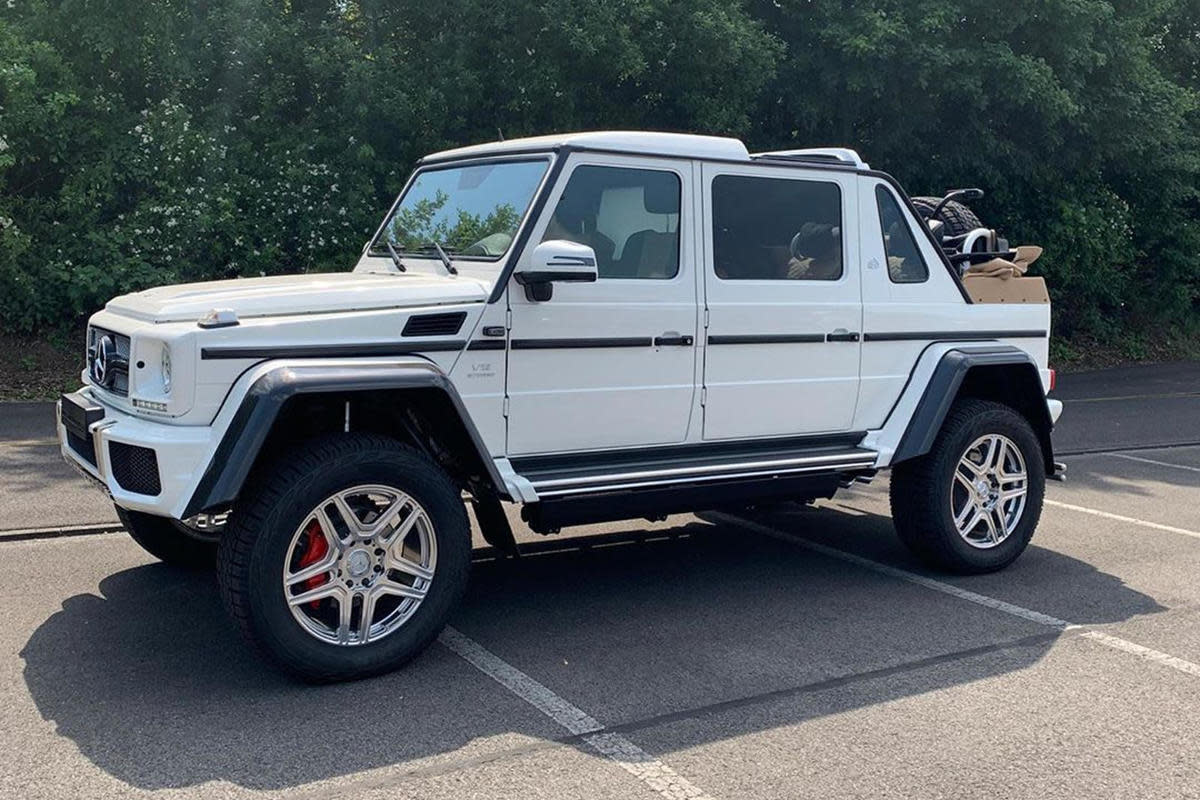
{"left": 58, "top": 131, "right": 1063, "bottom": 681}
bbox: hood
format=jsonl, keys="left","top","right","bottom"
{"left": 105, "top": 272, "right": 488, "bottom": 323}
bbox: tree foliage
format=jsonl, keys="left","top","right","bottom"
{"left": 0, "top": 0, "right": 1196, "bottom": 340}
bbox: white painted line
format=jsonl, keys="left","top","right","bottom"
{"left": 711, "top": 513, "right": 1075, "bottom": 630}
{"left": 1105, "top": 452, "right": 1200, "bottom": 474}
{"left": 1044, "top": 499, "right": 1200, "bottom": 540}
{"left": 712, "top": 512, "right": 1200, "bottom": 681}
{"left": 439, "top": 626, "right": 714, "bottom": 800}
{"left": 1080, "top": 631, "right": 1200, "bottom": 678}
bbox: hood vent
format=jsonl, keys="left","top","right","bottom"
{"left": 403, "top": 312, "right": 468, "bottom": 337}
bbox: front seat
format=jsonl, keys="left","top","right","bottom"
{"left": 618, "top": 230, "right": 679, "bottom": 278}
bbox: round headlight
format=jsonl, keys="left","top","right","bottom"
{"left": 161, "top": 346, "right": 172, "bottom": 393}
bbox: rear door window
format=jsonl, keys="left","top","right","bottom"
{"left": 711, "top": 175, "right": 843, "bottom": 281}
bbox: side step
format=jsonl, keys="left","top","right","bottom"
{"left": 511, "top": 436, "right": 878, "bottom": 533}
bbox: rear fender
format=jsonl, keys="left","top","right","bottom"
{"left": 891, "top": 348, "right": 1055, "bottom": 471}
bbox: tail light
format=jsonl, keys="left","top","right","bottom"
{"left": 1048, "top": 368, "right": 1057, "bottom": 392}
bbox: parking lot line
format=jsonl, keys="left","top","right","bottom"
{"left": 1067, "top": 390, "right": 1200, "bottom": 404}
{"left": 1104, "top": 451, "right": 1200, "bottom": 473}
{"left": 713, "top": 512, "right": 1200, "bottom": 680}
{"left": 1080, "top": 631, "right": 1200, "bottom": 678}
{"left": 1044, "top": 499, "right": 1200, "bottom": 540}
{"left": 439, "top": 626, "right": 714, "bottom": 800}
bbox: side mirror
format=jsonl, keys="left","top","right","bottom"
{"left": 514, "top": 240, "right": 598, "bottom": 301}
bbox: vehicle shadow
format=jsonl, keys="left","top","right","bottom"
{"left": 1052, "top": 451, "right": 1200, "bottom": 500}
{"left": 20, "top": 505, "right": 1163, "bottom": 791}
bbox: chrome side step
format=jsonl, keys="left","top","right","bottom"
{"left": 521, "top": 446, "right": 878, "bottom": 499}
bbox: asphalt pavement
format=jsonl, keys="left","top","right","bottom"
{"left": 0, "top": 362, "right": 1197, "bottom": 799}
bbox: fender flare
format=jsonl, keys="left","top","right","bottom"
{"left": 892, "top": 347, "right": 1055, "bottom": 469}
{"left": 181, "top": 360, "right": 506, "bottom": 518}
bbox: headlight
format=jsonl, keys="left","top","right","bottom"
{"left": 161, "top": 345, "right": 172, "bottom": 393}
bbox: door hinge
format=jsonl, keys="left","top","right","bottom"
{"left": 703, "top": 307, "right": 710, "bottom": 328}
{"left": 502, "top": 396, "right": 510, "bottom": 417}
{"left": 700, "top": 387, "right": 707, "bottom": 406}
{"left": 505, "top": 308, "right": 513, "bottom": 329}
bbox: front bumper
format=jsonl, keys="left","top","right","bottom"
{"left": 57, "top": 387, "right": 216, "bottom": 519}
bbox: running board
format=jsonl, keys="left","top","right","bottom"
{"left": 520, "top": 470, "right": 854, "bottom": 533}
{"left": 516, "top": 442, "right": 877, "bottom": 499}
{"left": 510, "top": 436, "right": 877, "bottom": 532}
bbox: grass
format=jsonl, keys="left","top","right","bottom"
{"left": 0, "top": 330, "right": 86, "bottom": 401}
{"left": 1049, "top": 325, "right": 1200, "bottom": 372}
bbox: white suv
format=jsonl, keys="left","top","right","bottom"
{"left": 58, "top": 131, "right": 1063, "bottom": 681}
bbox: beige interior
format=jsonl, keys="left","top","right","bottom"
{"left": 963, "top": 274, "right": 1050, "bottom": 304}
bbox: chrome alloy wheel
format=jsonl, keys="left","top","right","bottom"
{"left": 950, "top": 434, "right": 1029, "bottom": 549}
{"left": 283, "top": 485, "right": 437, "bottom": 646}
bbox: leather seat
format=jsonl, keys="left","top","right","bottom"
{"left": 618, "top": 230, "right": 678, "bottom": 278}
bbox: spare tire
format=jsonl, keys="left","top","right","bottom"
{"left": 911, "top": 196, "right": 984, "bottom": 238}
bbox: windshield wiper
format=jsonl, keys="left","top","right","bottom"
{"left": 425, "top": 241, "right": 458, "bottom": 276}
{"left": 367, "top": 240, "right": 408, "bottom": 272}
{"left": 382, "top": 240, "right": 407, "bottom": 272}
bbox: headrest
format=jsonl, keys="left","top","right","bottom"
{"left": 643, "top": 175, "right": 679, "bottom": 214}
{"left": 790, "top": 223, "right": 840, "bottom": 258}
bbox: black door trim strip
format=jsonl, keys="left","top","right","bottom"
{"left": 863, "top": 330, "right": 1048, "bottom": 342}
{"left": 708, "top": 333, "right": 825, "bottom": 345}
{"left": 466, "top": 340, "right": 506, "bottom": 351}
{"left": 510, "top": 337, "right": 653, "bottom": 350}
{"left": 201, "top": 340, "right": 468, "bottom": 360}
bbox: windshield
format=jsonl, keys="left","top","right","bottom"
{"left": 374, "top": 158, "right": 550, "bottom": 260}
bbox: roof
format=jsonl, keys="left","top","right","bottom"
{"left": 422, "top": 131, "right": 752, "bottom": 163}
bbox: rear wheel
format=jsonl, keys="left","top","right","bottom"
{"left": 890, "top": 399, "right": 1044, "bottom": 573}
{"left": 216, "top": 434, "right": 470, "bottom": 682}
{"left": 118, "top": 506, "right": 219, "bottom": 568}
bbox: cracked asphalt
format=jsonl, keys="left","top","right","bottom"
{"left": 0, "top": 360, "right": 1197, "bottom": 799}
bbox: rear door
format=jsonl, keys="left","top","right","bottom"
{"left": 700, "top": 163, "right": 863, "bottom": 440}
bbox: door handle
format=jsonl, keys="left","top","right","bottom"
{"left": 826, "top": 330, "right": 860, "bottom": 342}
{"left": 654, "top": 334, "right": 694, "bottom": 346}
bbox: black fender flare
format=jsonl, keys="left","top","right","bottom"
{"left": 892, "top": 347, "right": 1055, "bottom": 470}
{"left": 182, "top": 360, "right": 506, "bottom": 518}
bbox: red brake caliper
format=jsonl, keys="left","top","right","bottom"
{"left": 296, "top": 520, "right": 330, "bottom": 610}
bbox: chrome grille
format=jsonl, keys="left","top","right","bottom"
{"left": 86, "top": 326, "right": 131, "bottom": 396}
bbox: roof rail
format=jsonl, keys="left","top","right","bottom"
{"left": 751, "top": 147, "right": 870, "bottom": 170}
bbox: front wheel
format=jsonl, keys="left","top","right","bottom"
{"left": 890, "top": 399, "right": 1045, "bottom": 573}
{"left": 217, "top": 434, "right": 470, "bottom": 682}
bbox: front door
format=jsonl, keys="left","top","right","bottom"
{"left": 700, "top": 163, "right": 863, "bottom": 440}
{"left": 505, "top": 156, "right": 699, "bottom": 455}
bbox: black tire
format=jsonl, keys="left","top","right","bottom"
{"left": 911, "top": 196, "right": 984, "bottom": 237}
{"left": 117, "top": 506, "right": 218, "bottom": 568}
{"left": 889, "top": 399, "right": 1045, "bottom": 574}
{"left": 216, "top": 433, "right": 470, "bottom": 682}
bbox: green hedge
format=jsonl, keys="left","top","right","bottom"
{"left": 1, "top": 0, "right": 1197, "bottom": 341}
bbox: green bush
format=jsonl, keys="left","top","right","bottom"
{"left": 0, "top": 0, "right": 1197, "bottom": 341}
